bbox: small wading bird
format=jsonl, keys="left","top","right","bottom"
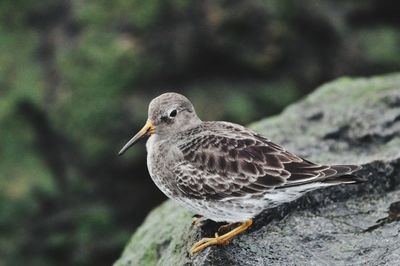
{"left": 118, "top": 93, "right": 364, "bottom": 255}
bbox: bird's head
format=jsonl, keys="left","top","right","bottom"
{"left": 118, "top": 92, "right": 201, "bottom": 155}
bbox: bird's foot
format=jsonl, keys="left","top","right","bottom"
{"left": 190, "top": 219, "right": 253, "bottom": 255}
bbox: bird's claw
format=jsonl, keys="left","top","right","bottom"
{"left": 190, "top": 219, "right": 253, "bottom": 255}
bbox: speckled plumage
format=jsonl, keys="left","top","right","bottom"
{"left": 125, "top": 92, "right": 362, "bottom": 223}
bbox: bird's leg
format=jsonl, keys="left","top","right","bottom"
{"left": 190, "top": 219, "right": 253, "bottom": 255}
{"left": 217, "top": 222, "right": 239, "bottom": 234}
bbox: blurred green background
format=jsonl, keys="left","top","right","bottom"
{"left": 1, "top": 0, "right": 400, "bottom": 265}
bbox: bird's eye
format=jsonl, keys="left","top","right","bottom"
{"left": 169, "top": 109, "right": 177, "bottom": 117}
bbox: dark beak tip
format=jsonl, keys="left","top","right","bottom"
{"left": 118, "top": 123, "right": 152, "bottom": 157}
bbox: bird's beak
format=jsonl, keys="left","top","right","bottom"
{"left": 118, "top": 120, "right": 155, "bottom": 156}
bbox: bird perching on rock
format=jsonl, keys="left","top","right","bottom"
{"left": 118, "top": 92, "right": 364, "bottom": 255}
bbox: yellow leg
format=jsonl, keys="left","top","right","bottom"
{"left": 190, "top": 219, "right": 253, "bottom": 255}
{"left": 217, "top": 222, "right": 238, "bottom": 233}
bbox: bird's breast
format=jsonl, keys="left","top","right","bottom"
{"left": 146, "top": 135, "right": 181, "bottom": 198}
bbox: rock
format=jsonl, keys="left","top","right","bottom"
{"left": 114, "top": 74, "right": 400, "bottom": 266}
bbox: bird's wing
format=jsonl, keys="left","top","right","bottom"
{"left": 173, "top": 122, "right": 359, "bottom": 200}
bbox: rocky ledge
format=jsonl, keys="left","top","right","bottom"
{"left": 114, "top": 74, "right": 400, "bottom": 266}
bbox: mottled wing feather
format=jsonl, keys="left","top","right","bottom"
{"left": 174, "top": 122, "right": 359, "bottom": 200}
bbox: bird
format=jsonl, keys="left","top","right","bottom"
{"left": 118, "top": 92, "right": 364, "bottom": 255}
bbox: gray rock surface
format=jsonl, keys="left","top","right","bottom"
{"left": 114, "top": 74, "right": 400, "bottom": 266}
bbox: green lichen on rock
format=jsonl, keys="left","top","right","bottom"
{"left": 115, "top": 73, "right": 400, "bottom": 265}
{"left": 251, "top": 73, "right": 400, "bottom": 163}
{"left": 114, "top": 201, "right": 194, "bottom": 266}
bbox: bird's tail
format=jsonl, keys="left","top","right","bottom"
{"left": 320, "top": 164, "right": 366, "bottom": 185}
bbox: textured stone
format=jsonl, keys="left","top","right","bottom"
{"left": 114, "top": 73, "right": 400, "bottom": 266}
